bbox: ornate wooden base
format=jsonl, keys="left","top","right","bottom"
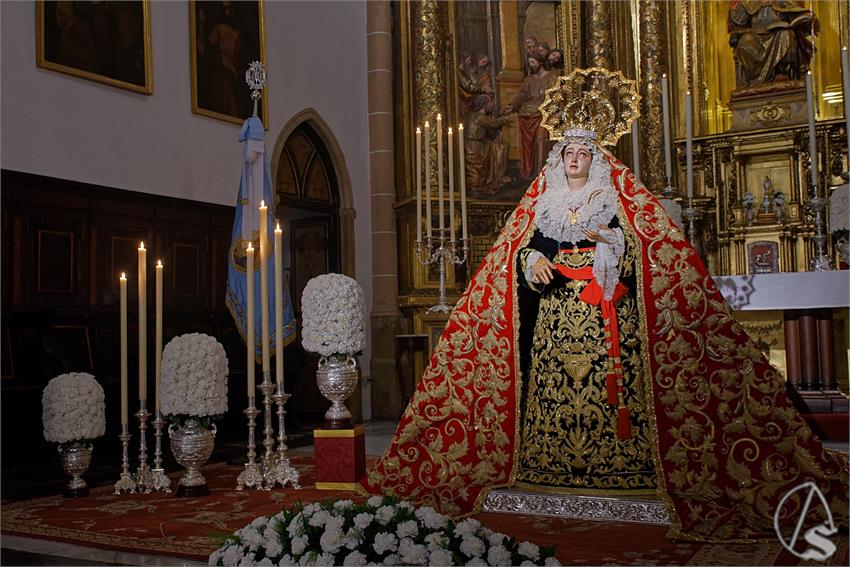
{"left": 63, "top": 486, "right": 90, "bottom": 499}
{"left": 728, "top": 87, "right": 807, "bottom": 132}
{"left": 175, "top": 484, "right": 210, "bottom": 498}
{"left": 483, "top": 488, "right": 670, "bottom": 525}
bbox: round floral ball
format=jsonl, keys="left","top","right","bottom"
{"left": 42, "top": 372, "right": 105, "bottom": 444}
{"left": 160, "top": 333, "right": 229, "bottom": 418}
{"left": 301, "top": 273, "right": 366, "bottom": 357}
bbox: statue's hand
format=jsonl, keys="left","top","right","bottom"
{"left": 531, "top": 256, "right": 556, "bottom": 285}
{"left": 582, "top": 225, "right": 615, "bottom": 244}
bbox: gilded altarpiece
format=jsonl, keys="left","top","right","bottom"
{"left": 393, "top": 1, "right": 849, "bottom": 391}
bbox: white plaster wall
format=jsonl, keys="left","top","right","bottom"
{"left": 1, "top": 1, "right": 374, "bottom": 401}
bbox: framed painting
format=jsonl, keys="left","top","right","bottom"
{"left": 189, "top": 1, "right": 268, "bottom": 127}
{"left": 36, "top": 1, "right": 153, "bottom": 94}
{"left": 290, "top": 218, "right": 329, "bottom": 314}
{"left": 452, "top": 0, "right": 566, "bottom": 202}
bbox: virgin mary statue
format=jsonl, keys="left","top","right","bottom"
{"left": 360, "top": 68, "right": 848, "bottom": 542}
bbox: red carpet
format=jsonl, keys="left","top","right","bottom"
{"left": 2, "top": 453, "right": 848, "bottom": 565}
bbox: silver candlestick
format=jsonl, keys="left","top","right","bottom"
{"left": 149, "top": 410, "right": 171, "bottom": 492}
{"left": 258, "top": 371, "right": 276, "bottom": 473}
{"left": 237, "top": 396, "right": 266, "bottom": 490}
{"left": 114, "top": 424, "right": 137, "bottom": 494}
{"left": 134, "top": 401, "right": 154, "bottom": 493}
{"left": 808, "top": 191, "right": 833, "bottom": 271}
{"left": 416, "top": 231, "right": 468, "bottom": 312}
{"left": 264, "top": 385, "right": 301, "bottom": 489}
{"left": 682, "top": 199, "right": 701, "bottom": 246}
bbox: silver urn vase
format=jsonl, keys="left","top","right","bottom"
{"left": 316, "top": 354, "right": 359, "bottom": 428}
{"left": 58, "top": 442, "right": 92, "bottom": 498}
{"left": 169, "top": 420, "right": 216, "bottom": 497}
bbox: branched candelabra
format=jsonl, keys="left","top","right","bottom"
{"left": 808, "top": 189, "right": 833, "bottom": 272}
{"left": 415, "top": 230, "right": 468, "bottom": 312}
{"left": 264, "top": 385, "right": 301, "bottom": 489}
{"left": 237, "top": 396, "right": 266, "bottom": 490}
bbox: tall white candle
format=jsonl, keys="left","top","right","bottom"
{"left": 806, "top": 71, "right": 818, "bottom": 192}
{"left": 246, "top": 243, "right": 255, "bottom": 395}
{"left": 631, "top": 119, "right": 640, "bottom": 179}
{"left": 259, "top": 201, "right": 270, "bottom": 375}
{"left": 685, "top": 91, "right": 693, "bottom": 199}
{"left": 662, "top": 74, "right": 672, "bottom": 181}
{"left": 138, "top": 242, "right": 147, "bottom": 401}
{"left": 437, "top": 114, "right": 444, "bottom": 234}
{"left": 448, "top": 127, "right": 455, "bottom": 241}
{"left": 155, "top": 260, "right": 162, "bottom": 412}
{"left": 415, "top": 126, "right": 422, "bottom": 242}
{"left": 843, "top": 48, "right": 850, "bottom": 167}
{"left": 459, "top": 124, "right": 467, "bottom": 241}
{"left": 120, "top": 273, "right": 128, "bottom": 426}
{"left": 274, "top": 223, "right": 284, "bottom": 386}
{"left": 424, "top": 121, "right": 432, "bottom": 240}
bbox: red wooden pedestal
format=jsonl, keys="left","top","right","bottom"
{"left": 313, "top": 425, "right": 366, "bottom": 490}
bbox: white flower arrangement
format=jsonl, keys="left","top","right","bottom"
{"left": 160, "top": 333, "right": 228, "bottom": 420}
{"left": 301, "top": 274, "right": 366, "bottom": 357}
{"left": 742, "top": 191, "right": 756, "bottom": 208}
{"left": 210, "top": 497, "right": 560, "bottom": 566}
{"left": 42, "top": 372, "right": 105, "bottom": 445}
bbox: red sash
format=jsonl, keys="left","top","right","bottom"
{"left": 553, "top": 249, "right": 631, "bottom": 439}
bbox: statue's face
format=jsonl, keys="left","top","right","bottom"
{"left": 562, "top": 142, "right": 593, "bottom": 180}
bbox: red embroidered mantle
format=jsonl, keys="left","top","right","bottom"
{"left": 361, "top": 157, "right": 848, "bottom": 542}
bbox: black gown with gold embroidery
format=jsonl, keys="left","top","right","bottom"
{"left": 515, "top": 213, "right": 656, "bottom": 493}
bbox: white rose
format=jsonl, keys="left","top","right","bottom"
{"left": 518, "top": 542, "right": 540, "bottom": 561}
{"left": 342, "top": 551, "right": 368, "bottom": 566}
{"left": 373, "top": 532, "right": 398, "bottom": 555}
{"left": 486, "top": 545, "right": 513, "bottom": 566}
{"left": 459, "top": 536, "right": 485, "bottom": 558}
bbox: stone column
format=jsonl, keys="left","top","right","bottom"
{"left": 638, "top": 0, "right": 667, "bottom": 193}
{"left": 586, "top": 0, "right": 613, "bottom": 69}
{"left": 367, "top": 1, "right": 405, "bottom": 419}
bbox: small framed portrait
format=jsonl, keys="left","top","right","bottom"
{"left": 36, "top": 1, "right": 153, "bottom": 95}
{"left": 189, "top": 1, "right": 268, "bottom": 127}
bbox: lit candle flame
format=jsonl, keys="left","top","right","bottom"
{"left": 247, "top": 242, "right": 254, "bottom": 251}
{"left": 424, "top": 121, "right": 429, "bottom": 127}
{"left": 260, "top": 200, "right": 266, "bottom": 208}
{"left": 121, "top": 272, "right": 126, "bottom": 279}
{"left": 416, "top": 127, "right": 421, "bottom": 133}
{"left": 156, "top": 260, "right": 163, "bottom": 268}
{"left": 448, "top": 127, "right": 453, "bottom": 134}
{"left": 275, "top": 222, "right": 281, "bottom": 231}
{"left": 458, "top": 124, "right": 463, "bottom": 130}
{"left": 139, "top": 242, "right": 145, "bottom": 250}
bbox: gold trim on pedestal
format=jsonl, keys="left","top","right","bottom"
{"left": 315, "top": 482, "right": 362, "bottom": 491}
{"left": 313, "top": 425, "right": 365, "bottom": 438}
